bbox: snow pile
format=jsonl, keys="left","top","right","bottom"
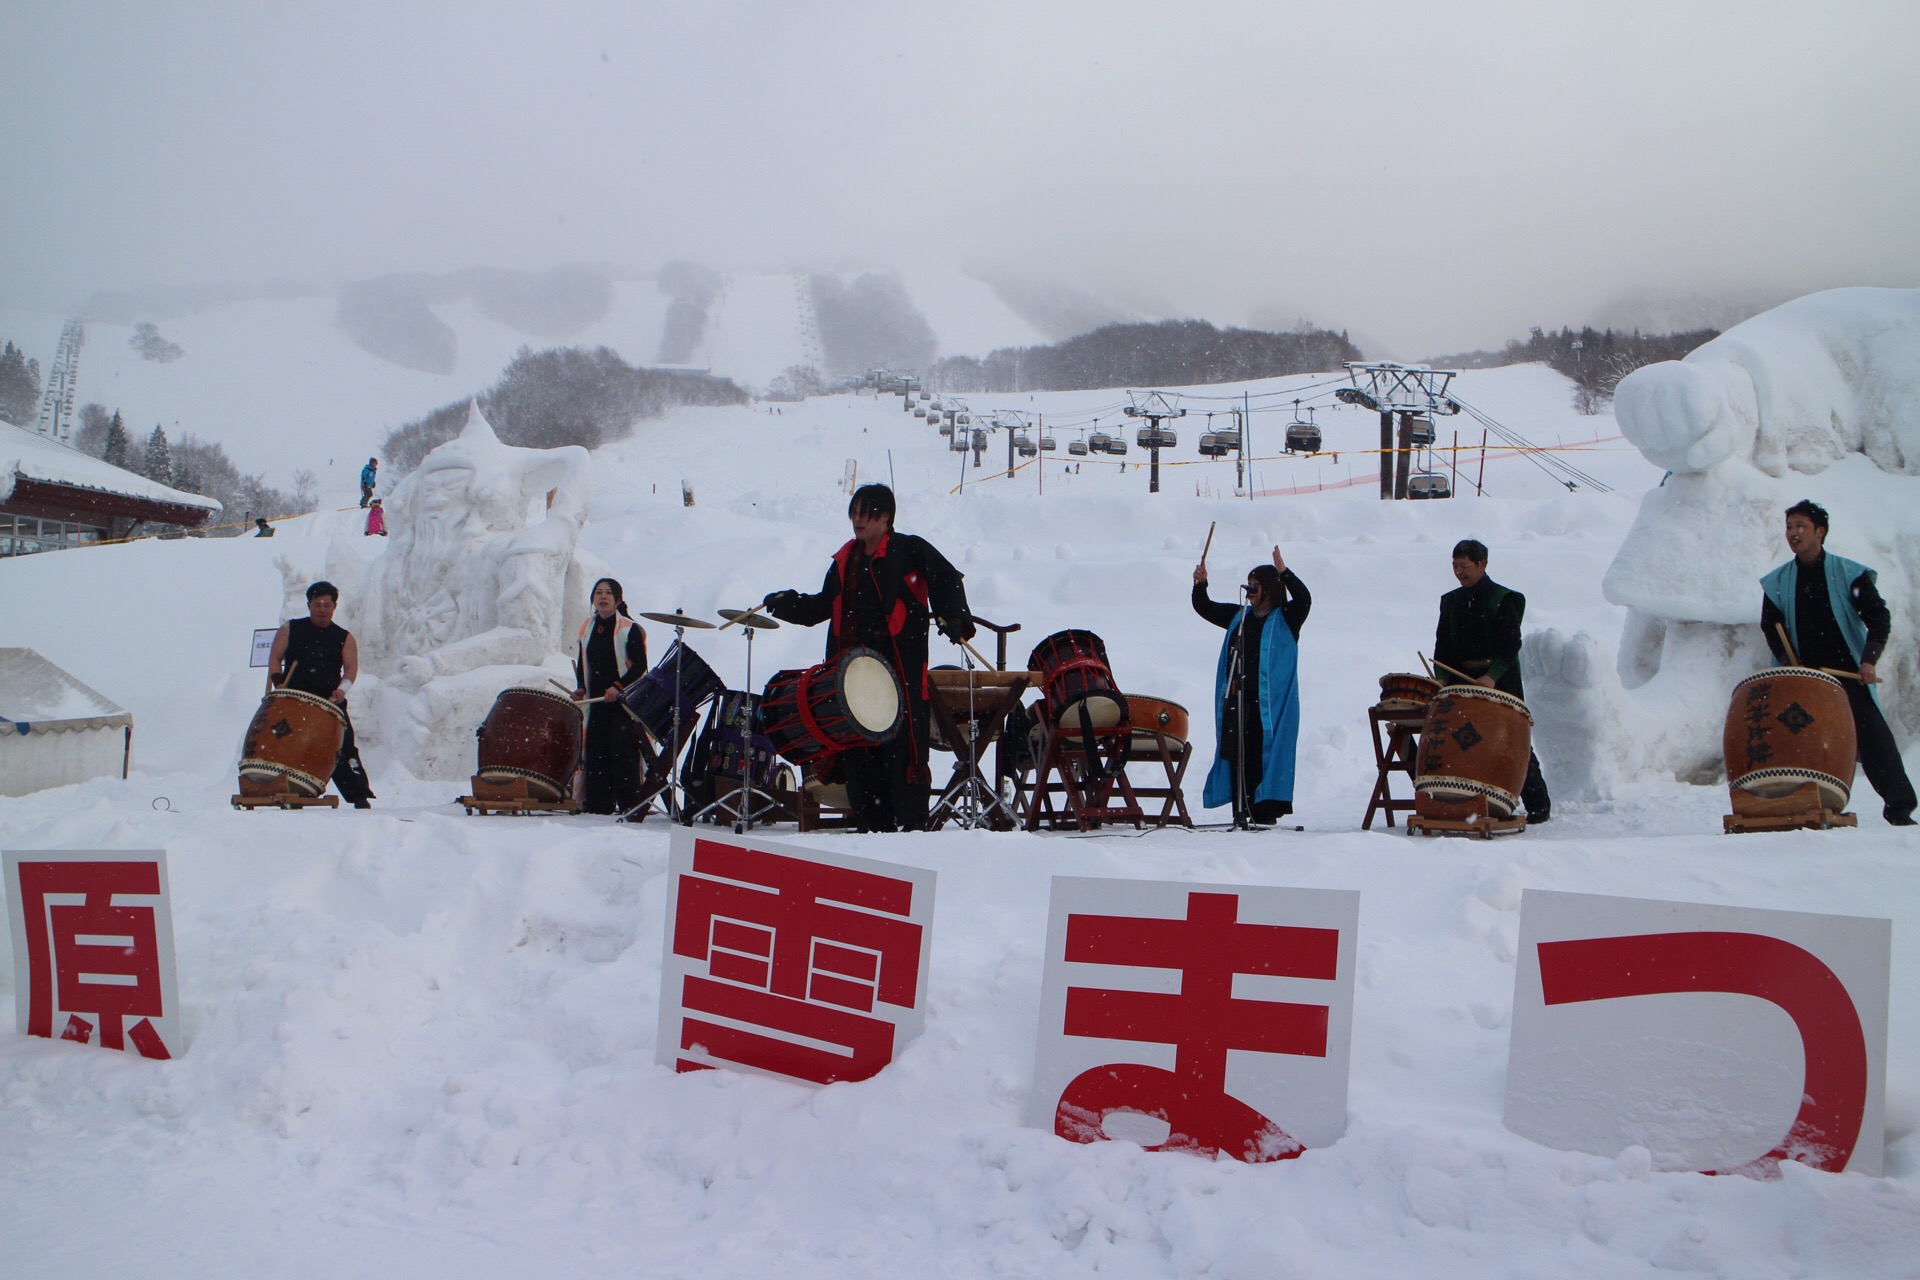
{"left": 3, "top": 337, "right": 1919, "bottom": 1276}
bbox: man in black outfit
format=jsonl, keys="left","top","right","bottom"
{"left": 763, "top": 484, "right": 973, "bottom": 832}
{"left": 265, "top": 581, "right": 375, "bottom": 807}
{"left": 1760, "top": 500, "right": 1916, "bottom": 826}
{"left": 1433, "top": 539, "right": 1550, "bottom": 823}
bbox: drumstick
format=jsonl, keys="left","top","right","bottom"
{"left": 937, "top": 619, "right": 995, "bottom": 669}
{"left": 1774, "top": 622, "right": 1799, "bottom": 666}
{"left": 717, "top": 602, "right": 768, "bottom": 631}
{"left": 1416, "top": 651, "right": 1435, "bottom": 678}
{"left": 1429, "top": 656, "right": 1478, "bottom": 684}
{"left": 549, "top": 678, "right": 575, "bottom": 696}
{"left": 1819, "top": 666, "right": 1865, "bottom": 682}
{"left": 1200, "top": 520, "right": 1216, "bottom": 564}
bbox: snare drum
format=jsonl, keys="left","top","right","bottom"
{"left": 1723, "top": 666, "right": 1856, "bottom": 811}
{"left": 1377, "top": 672, "right": 1440, "bottom": 712}
{"left": 620, "top": 639, "right": 724, "bottom": 746}
{"left": 1414, "top": 685, "right": 1533, "bottom": 818}
{"left": 238, "top": 687, "right": 346, "bottom": 797}
{"left": 759, "top": 647, "right": 903, "bottom": 768}
{"left": 1028, "top": 630, "right": 1127, "bottom": 732}
{"left": 474, "top": 686, "right": 583, "bottom": 801}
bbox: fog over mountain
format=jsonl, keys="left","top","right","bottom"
{"left": 3, "top": 1, "right": 1916, "bottom": 357}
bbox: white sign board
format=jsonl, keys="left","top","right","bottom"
{"left": 5, "top": 848, "right": 181, "bottom": 1060}
{"left": 656, "top": 826, "right": 936, "bottom": 1086}
{"left": 1506, "top": 889, "right": 1889, "bottom": 1175}
{"left": 1030, "top": 876, "right": 1358, "bottom": 1162}
{"left": 250, "top": 628, "right": 277, "bottom": 668}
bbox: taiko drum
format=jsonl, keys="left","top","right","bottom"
{"left": 475, "top": 686, "right": 583, "bottom": 801}
{"left": 1722, "top": 666, "right": 1855, "bottom": 811}
{"left": 1413, "top": 685, "right": 1533, "bottom": 818}
{"left": 238, "top": 687, "right": 346, "bottom": 797}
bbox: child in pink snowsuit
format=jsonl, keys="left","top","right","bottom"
{"left": 365, "top": 499, "right": 387, "bottom": 536}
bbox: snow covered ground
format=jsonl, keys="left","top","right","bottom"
{"left": 4, "top": 363, "right": 1919, "bottom": 1277}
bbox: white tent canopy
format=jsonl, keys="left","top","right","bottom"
{"left": 0, "top": 647, "right": 131, "bottom": 795}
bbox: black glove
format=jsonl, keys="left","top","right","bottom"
{"left": 762, "top": 589, "right": 798, "bottom": 614}
{"left": 938, "top": 613, "right": 976, "bottom": 644}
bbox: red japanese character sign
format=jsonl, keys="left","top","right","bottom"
{"left": 1505, "top": 890, "right": 1889, "bottom": 1176}
{"left": 656, "top": 828, "right": 935, "bottom": 1086}
{"left": 1030, "top": 877, "right": 1358, "bottom": 1162}
{"left": 6, "top": 848, "right": 180, "bottom": 1060}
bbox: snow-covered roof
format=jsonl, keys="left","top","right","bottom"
{"left": 0, "top": 419, "right": 221, "bottom": 512}
{"left": 0, "top": 647, "right": 131, "bottom": 732}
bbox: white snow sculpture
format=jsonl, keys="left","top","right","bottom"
{"left": 312, "top": 402, "right": 597, "bottom": 779}
{"left": 1528, "top": 288, "right": 1920, "bottom": 798}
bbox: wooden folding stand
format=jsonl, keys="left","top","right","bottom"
{"left": 1723, "top": 782, "right": 1857, "bottom": 834}
{"left": 1362, "top": 705, "right": 1424, "bottom": 830}
{"left": 1117, "top": 725, "right": 1193, "bottom": 828}
{"left": 1023, "top": 716, "right": 1145, "bottom": 832}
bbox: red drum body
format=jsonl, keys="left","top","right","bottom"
{"left": 1028, "top": 630, "right": 1127, "bottom": 731}
{"left": 621, "top": 640, "right": 725, "bottom": 744}
{"left": 1414, "top": 686, "right": 1533, "bottom": 818}
{"left": 1126, "top": 695, "right": 1188, "bottom": 748}
{"left": 1378, "top": 672, "right": 1440, "bottom": 712}
{"left": 475, "top": 687, "right": 583, "bottom": 801}
{"left": 1722, "top": 666, "right": 1856, "bottom": 811}
{"left": 239, "top": 688, "right": 346, "bottom": 797}
{"left": 759, "top": 647, "right": 903, "bottom": 768}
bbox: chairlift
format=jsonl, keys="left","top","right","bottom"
{"left": 1038, "top": 435, "right": 1057, "bottom": 451}
{"left": 1135, "top": 426, "right": 1178, "bottom": 450}
{"left": 1408, "top": 471, "right": 1453, "bottom": 499}
{"left": 1198, "top": 432, "right": 1230, "bottom": 458}
{"left": 1014, "top": 432, "right": 1037, "bottom": 457}
{"left": 1285, "top": 423, "right": 1322, "bottom": 454}
{"left": 1087, "top": 431, "right": 1115, "bottom": 454}
{"left": 914, "top": 406, "right": 928, "bottom": 418}
{"left": 918, "top": 390, "right": 931, "bottom": 401}
{"left": 954, "top": 413, "right": 970, "bottom": 426}
{"left": 971, "top": 429, "right": 988, "bottom": 451}
{"left": 1067, "top": 438, "right": 1089, "bottom": 456}
{"left": 929, "top": 400, "right": 944, "bottom": 413}
{"left": 1407, "top": 416, "right": 1436, "bottom": 446}
{"left": 938, "top": 422, "right": 953, "bottom": 436}
{"left": 1107, "top": 437, "right": 1129, "bottom": 456}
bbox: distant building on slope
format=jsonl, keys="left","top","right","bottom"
{"left": 0, "top": 419, "right": 220, "bottom": 556}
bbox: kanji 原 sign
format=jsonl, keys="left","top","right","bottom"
{"left": 1030, "top": 876, "right": 1358, "bottom": 1162}
{"left": 1505, "top": 889, "right": 1890, "bottom": 1176}
{"left": 5, "top": 848, "right": 180, "bottom": 1060}
{"left": 656, "top": 827, "right": 935, "bottom": 1086}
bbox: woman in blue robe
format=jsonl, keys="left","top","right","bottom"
{"left": 1192, "top": 547, "right": 1309, "bottom": 826}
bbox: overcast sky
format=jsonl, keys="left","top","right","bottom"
{"left": 3, "top": 0, "right": 1916, "bottom": 355}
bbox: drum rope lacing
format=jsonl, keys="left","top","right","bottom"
{"left": 474, "top": 763, "right": 567, "bottom": 798}
{"left": 1413, "top": 774, "right": 1520, "bottom": 813}
{"left": 237, "top": 758, "right": 328, "bottom": 796}
{"left": 1731, "top": 766, "right": 1850, "bottom": 799}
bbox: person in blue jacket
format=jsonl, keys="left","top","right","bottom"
{"left": 359, "top": 457, "right": 378, "bottom": 507}
{"left": 1761, "top": 499, "right": 1915, "bottom": 826}
{"left": 1192, "top": 546, "right": 1309, "bottom": 827}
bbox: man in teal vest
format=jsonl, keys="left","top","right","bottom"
{"left": 1761, "top": 499, "right": 1915, "bottom": 826}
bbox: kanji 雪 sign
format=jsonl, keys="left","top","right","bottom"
{"left": 656, "top": 827, "right": 935, "bottom": 1086}
{"left": 1505, "top": 889, "right": 1890, "bottom": 1176}
{"left": 5, "top": 848, "right": 180, "bottom": 1060}
{"left": 1030, "top": 877, "right": 1358, "bottom": 1162}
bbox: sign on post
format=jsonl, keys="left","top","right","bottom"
{"left": 656, "top": 827, "right": 936, "bottom": 1086}
{"left": 1505, "top": 889, "right": 1890, "bottom": 1176}
{"left": 1030, "top": 876, "right": 1359, "bottom": 1162}
{"left": 5, "top": 848, "right": 181, "bottom": 1060}
{"left": 250, "top": 628, "right": 277, "bottom": 668}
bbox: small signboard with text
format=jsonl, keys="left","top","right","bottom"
{"left": 1029, "top": 876, "right": 1359, "bottom": 1162}
{"left": 5, "top": 848, "right": 181, "bottom": 1060}
{"left": 657, "top": 827, "right": 936, "bottom": 1086}
{"left": 1505, "top": 889, "right": 1889, "bottom": 1176}
{"left": 250, "top": 628, "right": 277, "bottom": 668}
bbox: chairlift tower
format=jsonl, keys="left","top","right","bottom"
{"left": 992, "top": 410, "right": 1031, "bottom": 478}
{"left": 1123, "top": 390, "right": 1186, "bottom": 494}
{"left": 36, "top": 319, "right": 84, "bottom": 442}
{"left": 1338, "top": 362, "right": 1460, "bottom": 501}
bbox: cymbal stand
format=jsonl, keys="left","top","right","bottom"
{"left": 624, "top": 618, "right": 700, "bottom": 825}
{"left": 694, "top": 621, "right": 782, "bottom": 833}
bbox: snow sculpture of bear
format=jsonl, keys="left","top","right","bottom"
{"left": 305, "top": 402, "right": 599, "bottom": 779}
{"left": 1526, "top": 287, "right": 1920, "bottom": 799}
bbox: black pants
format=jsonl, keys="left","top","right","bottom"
{"left": 1220, "top": 693, "right": 1292, "bottom": 824}
{"left": 1521, "top": 750, "right": 1550, "bottom": 820}
{"left": 332, "top": 709, "right": 374, "bottom": 805}
{"left": 841, "top": 699, "right": 932, "bottom": 832}
{"left": 582, "top": 707, "right": 642, "bottom": 815}
{"left": 1847, "top": 682, "right": 1917, "bottom": 819}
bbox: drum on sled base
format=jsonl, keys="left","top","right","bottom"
{"left": 1413, "top": 685, "right": 1533, "bottom": 819}
{"left": 473, "top": 686, "right": 583, "bottom": 801}
{"left": 238, "top": 687, "right": 346, "bottom": 797}
{"left": 1722, "top": 666, "right": 1855, "bottom": 813}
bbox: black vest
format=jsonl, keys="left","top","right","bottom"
{"left": 284, "top": 618, "right": 348, "bottom": 697}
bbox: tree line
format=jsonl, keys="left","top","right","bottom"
{"left": 1425, "top": 325, "right": 1721, "bottom": 414}
{"left": 925, "top": 319, "right": 1362, "bottom": 393}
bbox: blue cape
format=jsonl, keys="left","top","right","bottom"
{"left": 1202, "top": 605, "right": 1301, "bottom": 809}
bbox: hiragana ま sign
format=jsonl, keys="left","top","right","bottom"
{"left": 1029, "top": 876, "right": 1359, "bottom": 1162}
{"left": 1505, "top": 890, "right": 1890, "bottom": 1176}
{"left": 5, "top": 848, "right": 181, "bottom": 1060}
{"left": 656, "top": 827, "right": 936, "bottom": 1086}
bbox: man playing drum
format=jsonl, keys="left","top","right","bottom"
{"left": 1192, "top": 546, "right": 1310, "bottom": 826}
{"left": 1761, "top": 500, "right": 1916, "bottom": 826}
{"left": 1433, "top": 540, "right": 1550, "bottom": 823}
{"left": 762, "top": 483, "right": 973, "bottom": 832}
{"left": 265, "top": 581, "right": 375, "bottom": 808}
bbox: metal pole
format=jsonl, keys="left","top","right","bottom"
{"left": 1149, "top": 417, "right": 1161, "bottom": 494}
{"left": 1379, "top": 410, "right": 1393, "bottom": 499}
{"left": 1476, "top": 428, "right": 1489, "bottom": 496}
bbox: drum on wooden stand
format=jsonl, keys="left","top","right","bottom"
{"left": 759, "top": 646, "right": 903, "bottom": 769}
{"left": 1377, "top": 672, "right": 1440, "bottom": 713}
{"left": 620, "top": 639, "right": 725, "bottom": 749}
{"left": 1722, "top": 666, "right": 1855, "bottom": 812}
{"left": 1028, "top": 630, "right": 1128, "bottom": 732}
{"left": 239, "top": 688, "right": 346, "bottom": 797}
{"left": 1124, "top": 695, "right": 1188, "bottom": 750}
{"left": 473, "top": 686, "right": 583, "bottom": 802}
{"left": 1414, "top": 685, "right": 1533, "bottom": 819}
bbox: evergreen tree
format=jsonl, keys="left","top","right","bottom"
{"left": 0, "top": 340, "right": 42, "bottom": 425}
{"left": 103, "top": 413, "right": 131, "bottom": 468}
{"left": 143, "top": 425, "right": 173, "bottom": 485}
{"left": 74, "top": 403, "right": 114, "bottom": 456}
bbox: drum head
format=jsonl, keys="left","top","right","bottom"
{"left": 842, "top": 654, "right": 902, "bottom": 734}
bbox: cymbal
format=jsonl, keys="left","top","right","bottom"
{"left": 718, "top": 607, "right": 780, "bottom": 630}
{"left": 641, "top": 610, "right": 715, "bottom": 629}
